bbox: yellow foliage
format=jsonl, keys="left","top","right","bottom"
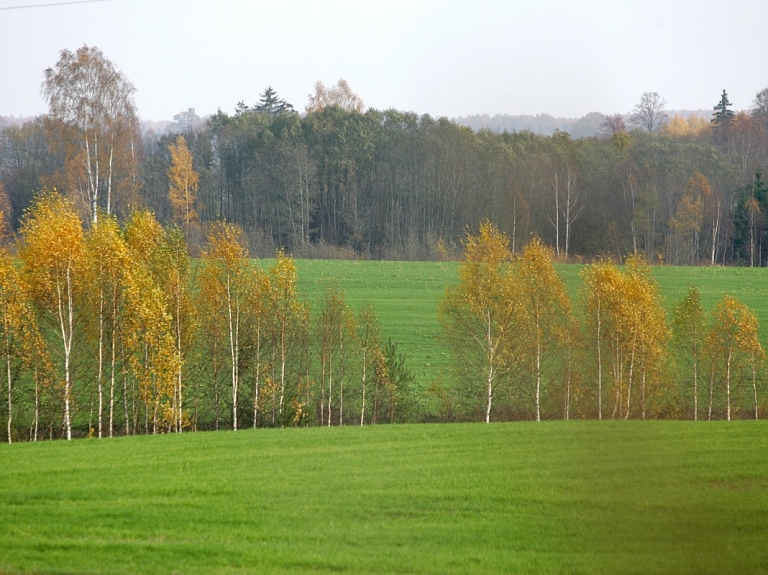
{"left": 167, "top": 135, "right": 199, "bottom": 227}
{"left": 664, "top": 114, "right": 711, "bottom": 138}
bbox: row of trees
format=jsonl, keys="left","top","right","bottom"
{"left": 440, "top": 222, "right": 765, "bottom": 423}
{"left": 0, "top": 191, "right": 414, "bottom": 443}
{"left": 4, "top": 46, "right": 768, "bottom": 264}
{"left": 1, "top": 205, "right": 764, "bottom": 442}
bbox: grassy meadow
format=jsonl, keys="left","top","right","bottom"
{"left": 1, "top": 421, "right": 767, "bottom": 574}
{"left": 292, "top": 260, "right": 768, "bottom": 387}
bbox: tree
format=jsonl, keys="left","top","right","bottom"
{"left": 669, "top": 173, "right": 710, "bottom": 265}
{"left": 600, "top": 114, "right": 627, "bottom": 138}
{"left": 305, "top": 78, "right": 364, "bottom": 114}
{"left": 245, "top": 264, "right": 272, "bottom": 428}
{"left": 355, "top": 305, "right": 380, "bottom": 425}
{"left": 19, "top": 190, "right": 84, "bottom": 440}
{"left": 580, "top": 261, "right": 622, "bottom": 419}
{"left": 379, "top": 338, "right": 414, "bottom": 424}
{"left": 705, "top": 296, "right": 762, "bottom": 421}
{"left": 253, "top": 86, "right": 295, "bottom": 115}
{"left": 268, "top": 250, "right": 306, "bottom": 426}
{"left": 315, "top": 282, "right": 354, "bottom": 426}
{"left": 630, "top": 92, "right": 668, "bottom": 133}
{"left": 515, "top": 237, "right": 572, "bottom": 421}
{"left": 42, "top": 45, "right": 138, "bottom": 224}
{"left": 439, "top": 221, "right": 518, "bottom": 422}
{"left": 153, "top": 227, "right": 194, "bottom": 433}
{"left": 712, "top": 89, "right": 735, "bottom": 128}
{"left": 200, "top": 222, "right": 251, "bottom": 431}
{"left": 167, "top": 135, "right": 199, "bottom": 230}
{"left": 123, "top": 210, "right": 181, "bottom": 434}
{"left": 671, "top": 286, "right": 706, "bottom": 420}
{"left": 83, "top": 215, "right": 130, "bottom": 438}
{"left": 0, "top": 239, "right": 37, "bottom": 443}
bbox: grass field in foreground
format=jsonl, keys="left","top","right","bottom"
{"left": 1, "top": 422, "right": 767, "bottom": 574}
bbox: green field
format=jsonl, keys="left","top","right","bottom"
{"left": 1, "top": 421, "right": 767, "bottom": 574}
{"left": 291, "top": 260, "right": 768, "bottom": 387}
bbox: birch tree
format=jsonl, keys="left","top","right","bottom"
{"left": 706, "top": 296, "right": 762, "bottom": 420}
{"left": 167, "top": 135, "right": 199, "bottom": 230}
{"left": 440, "top": 221, "right": 519, "bottom": 423}
{"left": 0, "top": 246, "right": 35, "bottom": 443}
{"left": 268, "top": 250, "right": 306, "bottom": 426}
{"left": 19, "top": 190, "right": 84, "bottom": 440}
{"left": 671, "top": 286, "right": 706, "bottom": 420}
{"left": 355, "top": 305, "right": 380, "bottom": 425}
{"left": 315, "top": 283, "right": 354, "bottom": 426}
{"left": 83, "top": 215, "right": 130, "bottom": 437}
{"left": 200, "top": 222, "right": 251, "bottom": 430}
{"left": 42, "top": 45, "right": 138, "bottom": 223}
{"left": 515, "top": 237, "right": 572, "bottom": 421}
{"left": 580, "top": 261, "right": 622, "bottom": 419}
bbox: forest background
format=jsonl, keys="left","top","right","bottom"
{"left": 3, "top": 46, "right": 768, "bottom": 266}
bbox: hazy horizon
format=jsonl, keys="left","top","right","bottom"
{"left": 1, "top": 0, "right": 767, "bottom": 122}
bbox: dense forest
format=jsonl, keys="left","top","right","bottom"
{"left": 3, "top": 46, "right": 768, "bottom": 266}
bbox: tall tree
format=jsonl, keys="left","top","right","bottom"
{"left": 705, "top": 296, "right": 762, "bottom": 421}
{"left": 515, "top": 237, "right": 572, "bottom": 421}
{"left": 0, "top": 238, "right": 37, "bottom": 443}
{"left": 630, "top": 92, "right": 668, "bottom": 134}
{"left": 167, "top": 135, "right": 199, "bottom": 230}
{"left": 439, "top": 221, "right": 519, "bottom": 422}
{"left": 200, "top": 222, "right": 251, "bottom": 431}
{"left": 83, "top": 215, "right": 130, "bottom": 438}
{"left": 315, "top": 282, "right": 354, "bottom": 426}
{"left": 268, "top": 250, "right": 305, "bottom": 425}
{"left": 42, "top": 45, "right": 138, "bottom": 224}
{"left": 580, "top": 261, "right": 623, "bottom": 419}
{"left": 355, "top": 305, "right": 381, "bottom": 425}
{"left": 671, "top": 286, "right": 706, "bottom": 420}
{"left": 253, "top": 86, "right": 295, "bottom": 115}
{"left": 712, "top": 89, "right": 735, "bottom": 128}
{"left": 19, "top": 191, "right": 84, "bottom": 440}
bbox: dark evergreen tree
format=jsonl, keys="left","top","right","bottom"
{"left": 712, "top": 89, "right": 735, "bottom": 127}
{"left": 253, "top": 86, "right": 295, "bottom": 115}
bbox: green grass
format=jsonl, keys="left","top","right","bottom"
{"left": 1, "top": 422, "right": 767, "bottom": 574}
{"left": 290, "top": 260, "right": 768, "bottom": 387}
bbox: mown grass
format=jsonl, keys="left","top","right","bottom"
{"left": 1, "top": 421, "right": 767, "bottom": 574}
{"left": 292, "top": 260, "right": 768, "bottom": 386}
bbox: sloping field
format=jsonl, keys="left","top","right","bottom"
{"left": 293, "top": 260, "right": 768, "bottom": 386}
{"left": 1, "top": 421, "right": 767, "bottom": 574}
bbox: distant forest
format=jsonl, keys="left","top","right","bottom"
{"left": 3, "top": 49, "right": 768, "bottom": 265}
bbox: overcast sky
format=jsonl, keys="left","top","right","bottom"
{"left": 2, "top": 0, "right": 768, "bottom": 122}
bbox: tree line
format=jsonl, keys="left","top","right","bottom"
{"left": 2, "top": 208, "right": 763, "bottom": 443}
{"left": 4, "top": 46, "right": 768, "bottom": 264}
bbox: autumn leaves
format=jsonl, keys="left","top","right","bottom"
{"left": 441, "top": 221, "right": 765, "bottom": 422}
{"left": 2, "top": 191, "right": 407, "bottom": 441}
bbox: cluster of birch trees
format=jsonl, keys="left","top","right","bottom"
{"left": 0, "top": 191, "right": 411, "bottom": 443}
{"left": 440, "top": 222, "right": 766, "bottom": 422}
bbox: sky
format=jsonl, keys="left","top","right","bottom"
{"left": 2, "top": 0, "right": 768, "bottom": 122}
